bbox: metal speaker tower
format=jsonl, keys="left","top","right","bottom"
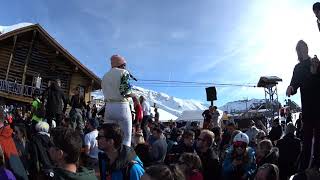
{"left": 257, "top": 76, "right": 282, "bottom": 127}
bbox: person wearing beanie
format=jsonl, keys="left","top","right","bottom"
{"left": 101, "top": 54, "right": 135, "bottom": 147}
{"left": 84, "top": 118, "right": 100, "bottom": 170}
{"left": 222, "top": 132, "right": 256, "bottom": 180}
{"left": 286, "top": 40, "right": 320, "bottom": 170}
{"left": 276, "top": 123, "right": 301, "bottom": 180}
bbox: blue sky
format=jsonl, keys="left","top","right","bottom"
{"left": 0, "top": 0, "right": 318, "bottom": 107}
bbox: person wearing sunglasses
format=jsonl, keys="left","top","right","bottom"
{"left": 101, "top": 54, "right": 136, "bottom": 147}
{"left": 97, "top": 123, "right": 144, "bottom": 180}
{"left": 195, "top": 129, "right": 220, "bottom": 180}
{"left": 222, "top": 132, "right": 257, "bottom": 180}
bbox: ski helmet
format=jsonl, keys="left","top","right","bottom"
{"left": 233, "top": 132, "right": 249, "bottom": 145}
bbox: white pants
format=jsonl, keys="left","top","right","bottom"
{"left": 104, "top": 102, "right": 132, "bottom": 147}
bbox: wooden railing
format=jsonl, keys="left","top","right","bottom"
{"left": 0, "top": 79, "right": 38, "bottom": 97}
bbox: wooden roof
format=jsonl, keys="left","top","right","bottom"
{"left": 0, "top": 24, "right": 101, "bottom": 89}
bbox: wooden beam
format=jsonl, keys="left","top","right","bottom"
{"left": 21, "top": 30, "right": 37, "bottom": 86}
{"left": 0, "top": 91, "right": 32, "bottom": 103}
{"left": 5, "top": 35, "right": 18, "bottom": 81}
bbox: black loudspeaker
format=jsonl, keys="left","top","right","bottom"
{"left": 206, "top": 86, "right": 217, "bottom": 101}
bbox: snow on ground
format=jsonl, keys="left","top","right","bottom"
{"left": 92, "top": 86, "right": 208, "bottom": 121}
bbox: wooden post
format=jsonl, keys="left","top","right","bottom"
{"left": 5, "top": 35, "right": 18, "bottom": 81}
{"left": 21, "top": 30, "right": 36, "bottom": 86}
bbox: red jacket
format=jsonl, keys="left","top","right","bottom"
{"left": 0, "top": 125, "right": 19, "bottom": 159}
{"left": 188, "top": 171, "right": 204, "bottom": 180}
{"left": 134, "top": 104, "right": 143, "bottom": 123}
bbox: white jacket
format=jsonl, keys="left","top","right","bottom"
{"left": 101, "top": 68, "right": 132, "bottom": 102}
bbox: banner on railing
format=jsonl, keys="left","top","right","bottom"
{"left": 0, "top": 79, "right": 38, "bottom": 97}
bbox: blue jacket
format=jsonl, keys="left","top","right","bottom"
{"left": 222, "top": 146, "right": 257, "bottom": 179}
{"left": 99, "top": 145, "right": 144, "bottom": 180}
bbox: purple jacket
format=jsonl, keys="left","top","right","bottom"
{"left": 0, "top": 167, "right": 16, "bottom": 180}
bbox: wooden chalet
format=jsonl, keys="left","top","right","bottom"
{"left": 0, "top": 24, "right": 101, "bottom": 104}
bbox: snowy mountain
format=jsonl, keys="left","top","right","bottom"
{"left": 92, "top": 86, "right": 208, "bottom": 118}
{"left": 219, "top": 99, "right": 265, "bottom": 113}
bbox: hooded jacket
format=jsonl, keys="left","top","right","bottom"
{"left": 99, "top": 145, "right": 144, "bottom": 180}
{"left": 222, "top": 146, "right": 257, "bottom": 180}
{"left": 0, "top": 125, "right": 28, "bottom": 180}
{"left": 53, "top": 166, "right": 97, "bottom": 180}
{"left": 29, "top": 132, "right": 54, "bottom": 174}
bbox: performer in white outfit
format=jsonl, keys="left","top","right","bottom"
{"left": 101, "top": 55, "right": 134, "bottom": 146}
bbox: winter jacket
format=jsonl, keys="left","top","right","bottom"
{"left": 0, "top": 126, "right": 28, "bottom": 180}
{"left": 289, "top": 58, "right": 320, "bottom": 121}
{"left": 188, "top": 170, "right": 203, "bottom": 180}
{"left": 268, "top": 125, "right": 282, "bottom": 142}
{"left": 0, "top": 167, "right": 16, "bottom": 180}
{"left": 166, "top": 142, "right": 195, "bottom": 164}
{"left": 276, "top": 133, "right": 301, "bottom": 179}
{"left": 44, "top": 84, "right": 67, "bottom": 115}
{"left": 222, "top": 146, "right": 257, "bottom": 180}
{"left": 13, "top": 138, "right": 30, "bottom": 173}
{"left": 99, "top": 145, "right": 144, "bottom": 180}
{"left": 53, "top": 166, "right": 97, "bottom": 180}
{"left": 197, "top": 148, "right": 220, "bottom": 180}
{"left": 29, "top": 132, "right": 54, "bottom": 175}
{"left": 256, "top": 147, "right": 279, "bottom": 168}
{"left": 170, "top": 142, "right": 196, "bottom": 155}
{"left": 70, "top": 94, "right": 86, "bottom": 109}
{"left": 134, "top": 144, "right": 151, "bottom": 167}
{"left": 101, "top": 68, "right": 132, "bottom": 102}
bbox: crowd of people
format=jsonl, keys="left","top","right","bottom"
{"left": 2, "top": 2, "right": 320, "bottom": 180}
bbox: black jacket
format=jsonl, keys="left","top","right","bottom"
{"left": 45, "top": 84, "right": 67, "bottom": 115}
{"left": 276, "top": 133, "right": 301, "bottom": 179}
{"left": 70, "top": 95, "right": 85, "bottom": 109}
{"left": 29, "top": 133, "right": 54, "bottom": 174}
{"left": 269, "top": 125, "right": 282, "bottom": 141}
{"left": 197, "top": 148, "right": 221, "bottom": 180}
{"left": 290, "top": 58, "right": 320, "bottom": 121}
{"left": 170, "top": 142, "right": 195, "bottom": 155}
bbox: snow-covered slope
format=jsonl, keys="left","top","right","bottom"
{"left": 0, "top": 23, "right": 34, "bottom": 35}
{"left": 219, "top": 99, "right": 265, "bottom": 113}
{"left": 92, "top": 86, "right": 207, "bottom": 118}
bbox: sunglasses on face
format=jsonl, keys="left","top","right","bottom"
{"left": 233, "top": 141, "right": 247, "bottom": 148}
{"left": 96, "top": 135, "right": 107, "bottom": 140}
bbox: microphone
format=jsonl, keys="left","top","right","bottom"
{"left": 129, "top": 73, "right": 138, "bottom": 81}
